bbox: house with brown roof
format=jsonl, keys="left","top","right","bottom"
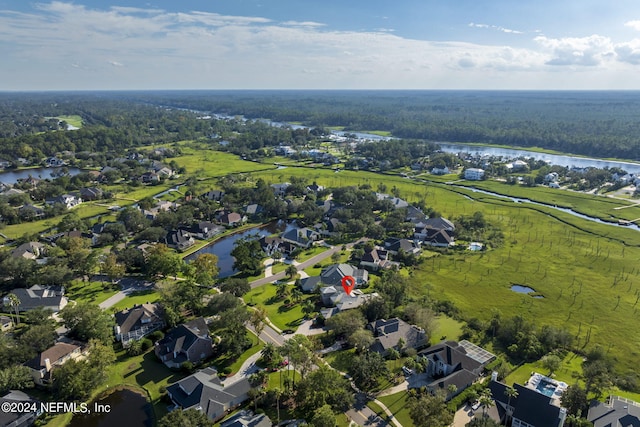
{"left": 155, "top": 318, "right": 213, "bottom": 368}
{"left": 218, "top": 211, "right": 245, "bottom": 227}
{"left": 11, "top": 242, "right": 46, "bottom": 260}
{"left": 114, "top": 303, "right": 165, "bottom": 347}
{"left": 24, "top": 342, "right": 86, "bottom": 385}
{"left": 359, "top": 247, "right": 393, "bottom": 271}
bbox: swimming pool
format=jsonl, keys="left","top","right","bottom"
{"left": 536, "top": 379, "right": 558, "bottom": 397}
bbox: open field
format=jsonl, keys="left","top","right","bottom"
{"left": 376, "top": 391, "right": 414, "bottom": 427}
{"left": 56, "top": 115, "right": 83, "bottom": 128}
{"left": 242, "top": 165, "right": 640, "bottom": 373}
{"left": 171, "top": 144, "right": 278, "bottom": 178}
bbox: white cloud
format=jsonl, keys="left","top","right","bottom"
{"left": 534, "top": 35, "right": 614, "bottom": 66}
{"left": 0, "top": 2, "right": 639, "bottom": 90}
{"left": 625, "top": 20, "right": 640, "bottom": 31}
{"left": 469, "top": 22, "right": 523, "bottom": 34}
{"left": 616, "top": 39, "right": 640, "bottom": 64}
{"left": 281, "top": 20, "right": 325, "bottom": 27}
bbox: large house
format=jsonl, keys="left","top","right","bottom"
{"left": 45, "top": 194, "right": 82, "bottom": 209}
{"left": 413, "top": 340, "right": 495, "bottom": 399}
{"left": 114, "top": 303, "right": 165, "bottom": 347}
{"left": 359, "top": 248, "right": 393, "bottom": 271}
{"left": 489, "top": 377, "right": 567, "bottom": 427}
{"left": 281, "top": 227, "right": 320, "bottom": 249}
{"left": 384, "top": 238, "right": 421, "bottom": 256}
{"left": 588, "top": 396, "right": 640, "bottom": 427}
{"left": 11, "top": 242, "right": 46, "bottom": 260}
{"left": 165, "top": 229, "right": 196, "bottom": 251}
{"left": 4, "top": 285, "right": 68, "bottom": 312}
{"left": 166, "top": 367, "right": 251, "bottom": 422}
{"left": 320, "top": 263, "right": 368, "bottom": 287}
{"left": 464, "top": 168, "right": 485, "bottom": 180}
{"left": 24, "top": 342, "right": 86, "bottom": 386}
{"left": 155, "top": 318, "right": 213, "bottom": 368}
{"left": 367, "top": 318, "right": 427, "bottom": 356}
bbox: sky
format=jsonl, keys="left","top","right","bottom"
{"left": 2, "top": 1, "right": 640, "bottom": 90}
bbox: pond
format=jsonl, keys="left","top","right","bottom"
{"left": 0, "top": 167, "right": 82, "bottom": 184}
{"left": 185, "top": 220, "right": 295, "bottom": 278}
{"left": 511, "top": 284, "right": 545, "bottom": 298}
{"left": 68, "top": 389, "right": 152, "bottom": 427}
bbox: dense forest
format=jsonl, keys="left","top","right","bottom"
{"left": 3, "top": 90, "right": 640, "bottom": 160}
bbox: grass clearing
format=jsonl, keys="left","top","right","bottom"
{"left": 65, "top": 279, "right": 119, "bottom": 305}
{"left": 243, "top": 283, "right": 313, "bottom": 331}
{"left": 431, "top": 315, "right": 464, "bottom": 344}
{"left": 377, "top": 391, "right": 414, "bottom": 427}
{"left": 108, "top": 290, "right": 161, "bottom": 312}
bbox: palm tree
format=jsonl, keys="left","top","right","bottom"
{"left": 285, "top": 264, "right": 298, "bottom": 279}
{"left": 5, "top": 293, "right": 20, "bottom": 325}
{"left": 273, "top": 387, "right": 282, "bottom": 422}
{"left": 276, "top": 282, "right": 289, "bottom": 299}
{"left": 250, "top": 306, "right": 267, "bottom": 338}
{"left": 302, "top": 299, "right": 315, "bottom": 318}
{"left": 479, "top": 390, "right": 493, "bottom": 418}
{"left": 291, "top": 288, "right": 303, "bottom": 304}
{"left": 260, "top": 343, "right": 278, "bottom": 367}
{"left": 505, "top": 386, "right": 518, "bottom": 424}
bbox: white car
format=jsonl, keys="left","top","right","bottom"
{"left": 471, "top": 401, "right": 481, "bottom": 411}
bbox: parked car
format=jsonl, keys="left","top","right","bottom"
{"left": 402, "top": 366, "right": 413, "bottom": 376}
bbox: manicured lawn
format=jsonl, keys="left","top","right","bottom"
{"left": 109, "top": 290, "right": 161, "bottom": 312}
{"left": 431, "top": 315, "right": 464, "bottom": 344}
{"left": 323, "top": 349, "right": 356, "bottom": 373}
{"left": 243, "top": 283, "right": 314, "bottom": 331}
{"left": 377, "top": 391, "right": 414, "bottom": 427}
{"left": 505, "top": 351, "right": 585, "bottom": 386}
{"left": 206, "top": 331, "right": 263, "bottom": 376}
{"left": 65, "top": 279, "right": 119, "bottom": 305}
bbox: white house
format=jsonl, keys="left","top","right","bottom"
{"left": 464, "top": 168, "right": 485, "bottom": 180}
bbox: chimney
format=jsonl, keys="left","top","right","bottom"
{"left": 491, "top": 371, "right": 498, "bottom": 382}
{"left": 44, "top": 358, "right": 51, "bottom": 371}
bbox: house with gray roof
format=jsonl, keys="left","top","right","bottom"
{"left": 588, "top": 396, "right": 640, "bottom": 427}
{"left": 383, "top": 238, "right": 421, "bottom": 256}
{"left": 489, "top": 379, "right": 567, "bottom": 427}
{"left": 11, "top": 242, "right": 46, "bottom": 260}
{"left": 320, "top": 263, "right": 368, "bottom": 287}
{"left": 114, "top": 303, "right": 165, "bottom": 347}
{"left": 281, "top": 227, "right": 320, "bottom": 249}
{"left": 155, "top": 318, "right": 213, "bottom": 368}
{"left": 367, "top": 318, "right": 427, "bottom": 356}
{"left": 166, "top": 367, "right": 251, "bottom": 422}
{"left": 412, "top": 341, "right": 494, "bottom": 400}
{"left": 299, "top": 276, "right": 322, "bottom": 293}
{"left": 4, "top": 285, "right": 68, "bottom": 312}
{"left": 220, "top": 410, "right": 272, "bottom": 427}
{"left": 165, "top": 229, "right": 196, "bottom": 251}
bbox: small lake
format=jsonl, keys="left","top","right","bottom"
{"left": 185, "top": 220, "right": 295, "bottom": 278}
{"left": 0, "top": 167, "right": 82, "bottom": 184}
{"left": 68, "top": 389, "right": 152, "bottom": 427}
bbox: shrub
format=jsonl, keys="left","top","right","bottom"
{"left": 140, "top": 338, "right": 153, "bottom": 351}
{"left": 149, "top": 330, "right": 165, "bottom": 342}
{"left": 181, "top": 361, "right": 194, "bottom": 373}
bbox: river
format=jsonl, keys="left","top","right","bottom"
{"left": 0, "top": 167, "right": 82, "bottom": 184}
{"left": 437, "top": 143, "right": 640, "bottom": 175}
{"left": 185, "top": 220, "right": 295, "bottom": 278}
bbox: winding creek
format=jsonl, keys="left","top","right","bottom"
{"left": 445, "top": 183, "right": 640, "bottom": 232}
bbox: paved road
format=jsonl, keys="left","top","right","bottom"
{"left": 249, "top": 239, "right": 365, "bottom": 288}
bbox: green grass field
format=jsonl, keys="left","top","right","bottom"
{"left": 243, "top": 283, "right": 314, "bottom": 331}
{"left": 376, "top": 391, "right": 414, "bottom": 427}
